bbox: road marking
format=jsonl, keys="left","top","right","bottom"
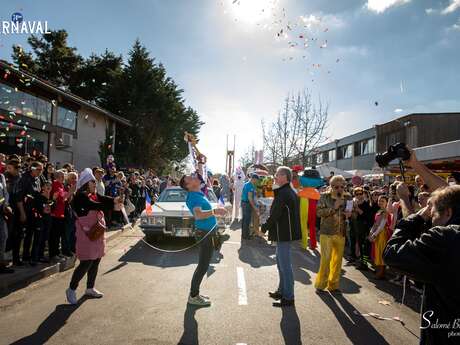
{"left": 236, "top": 343, "right": 248, "bottom": 345}
{"left": 224, "top": 241, "right": 241, "bottom": 245}
{"left": 236, "top": 266, "right": 248, "bottom": 305}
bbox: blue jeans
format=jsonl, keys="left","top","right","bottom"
{"left": 276, "top": 241, "right": 294, "bottom": 300}
{"left": 241, "top": 201, "right": 252, "bottom": 240}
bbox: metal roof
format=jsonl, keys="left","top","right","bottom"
{"left": 0, "top": 60, "right": 131, "bottom": 126}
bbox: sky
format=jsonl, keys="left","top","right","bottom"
{"left": 1, "top": 0, "right": 459, "bottom": 172}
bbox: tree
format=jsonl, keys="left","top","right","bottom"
{"left": 9, "top": 32, "right": 202, "bottom": 172}
{"left": 12, "top": 30, "right": 83, "bottom": 88}
{"left": 239, "top": 144, "right": 256, "bottom": 169}
{"left": 105, "top": 40, "right": 202, "bottom": 171}
{"left": 262, "top": 90, "right": 328, "bottom": 167}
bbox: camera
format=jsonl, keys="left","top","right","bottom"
{"left": 375, "top": 143, "right": 411, "bottom": 168}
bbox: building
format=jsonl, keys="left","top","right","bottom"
{"left": 0, "top": 60, "right": 130, "bottom": 170}
{"left": 307, "top": 127, "right": 377, "bottom": 171}
{"left": 308, "top": 112, "right": 460, "bottom": 173}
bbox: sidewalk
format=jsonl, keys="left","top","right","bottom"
{"left": 0, "top": 224, "right": 131, "bottom": 298}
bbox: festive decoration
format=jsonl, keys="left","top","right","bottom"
{"left": 298, "top": 169, "right": 324, "bottom": 250}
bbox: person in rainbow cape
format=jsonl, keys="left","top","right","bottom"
{"left": 297, "top": 168, "right": 324, "bottom": 250}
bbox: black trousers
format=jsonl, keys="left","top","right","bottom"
{"left": 69, "top": 258, "right": 101, "bottom": 290}
{"left": 190, "top": 234, "right": 214, "bottom": 297}
{"left": 22, "top": 217, "right": 40, "bottom": 261}
{"left": 49, "top": 217, "right": 66, "bottom": 257}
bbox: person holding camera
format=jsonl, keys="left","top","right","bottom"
{"left": 314, "top": 175, "right": 352, "bottom": 293}
{"left": 383, "top": 149, "right": 460, "bottom": 344}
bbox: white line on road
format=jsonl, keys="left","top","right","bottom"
{"left": 236, "top": 266, "right": 248, "bottom": 305}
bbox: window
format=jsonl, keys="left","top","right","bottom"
{"left": 316, "top": 153, "right": 323, "bottom": 164}
{"left": 328, "top": 149, "right": 336, "bottom": 162}
{"left": 0, "top": 82, "right": 52, "bottom": 122}
{"left": 355, "top": 138, "right": 376, "bottom": 156}
{"left": 57, "top": 106, "right": 77, "bottom": 130}
{"left": 338, "top": 144, "right": 353, "bottom": 159}
{"left": 0, "top": 121, "right": 49, "bottom": 155}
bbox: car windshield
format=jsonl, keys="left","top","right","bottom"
{"left": 158, "top": 188, "right": 218, "bottom": 203}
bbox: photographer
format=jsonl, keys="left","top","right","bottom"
{"left": 383, "top": 150, "right": 460, "bottom": 345}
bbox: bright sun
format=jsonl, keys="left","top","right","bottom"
{"left": 229, "top": 0, "right": 275, "bottom": 24}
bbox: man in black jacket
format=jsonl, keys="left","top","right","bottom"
{"left": 262, "top": 166, "right": 301, "bottom": 307}
{"left": 384, "top": 150, "right": 459, "bottom": 345}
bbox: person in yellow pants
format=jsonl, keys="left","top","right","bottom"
{"left": 314, "top": 175, "right": 352, "bottom": 293}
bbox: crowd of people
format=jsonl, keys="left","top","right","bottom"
{"left": 0, "top": 152, "right": 177, "bottom": 275}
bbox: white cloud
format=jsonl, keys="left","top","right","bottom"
{"left": 449, "top": 20, "right": 460, "bottom": 31}
{"left": 425, "top": 8, "right": 436, "bottom": 15}
{"left": 366, "top": 0, "right": 411, "bottom": 13}
{"left": 442, "top": 0, "right": 460, "bottom": 14}
{"left": 394, "top": 108, "right": 403, "bottom": 113}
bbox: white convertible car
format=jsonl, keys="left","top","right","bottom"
{"left": 140, "top": 187, "right": 231, "bottom": 241}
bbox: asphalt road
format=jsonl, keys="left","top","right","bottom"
{"left": 0, "top": 225, "right": 422, "bottom": 345}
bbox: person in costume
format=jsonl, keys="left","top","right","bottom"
{"left": 232, "top": 167, "right": 245, "bottom": 221}
{"left": 368, "top": 195, "right": 392, "bottom": 279}
{"left": 314, "top": 175, "right": 352, "bottom": 293}
{"left": 298, "top": 169, "right": 324, "bottom": 250}
{"left": 291, "top": 165, "right": 303, "bottom": 191}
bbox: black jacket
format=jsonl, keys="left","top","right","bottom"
{"left": 262, "top": 183, "right": 301, "bottom": 242}
{"left": 384, "top": 214, "right": 460, "bottom": 345}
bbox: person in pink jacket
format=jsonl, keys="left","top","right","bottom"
{"left": 66, "top": 168, "right": 122, "bottom": 305}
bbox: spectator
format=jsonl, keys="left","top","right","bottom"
{"left": 44, "top": 163, "right": 55, "bottom": 181}
{"left": 50, "top": 170, "right": 70, "bottom": 261}
{"left": 66, "top": 168, "right": 123, "bottom": 305}
{"left": 315, "top": 175, "right": 352, "bottom": 293}
{"left": 4, "top": 159, "right": 21, "bottom": 266}
{"left": 93, "top": 167, "right": 106, "bottom": 196}
{"left": 241, "top": 173, "right": 259, "bottom": 241}
{"left": 0, "top": 153, "right": 6, "bottom": 174}
{"left": 262, "top": 166, "right": 301, "bottom": 307}
{"left": 368, "top": 195, "right": 392, "bottom": 279}
{"left": 0, "top": 172, "right": 12, "bottom": 273}
{"left": 212, "top": 180, "right": 221, "bottom": 199}
{"left": 418, "top": 192, "right": 430, "bottom": 208}
{"left": 447, "top": 172, "right": 460, "bottom": 186}
{"left": 350, "top": 187, "right": 372, "bottom": 270}
{"left": 35, "top": 180, "right": 53, "bottom": 263}
{"left": 15, "top": 161, "right": 43, "bottom": 266}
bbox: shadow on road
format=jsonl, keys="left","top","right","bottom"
{"left": 9, "top": 298, "right": 89, "bottom": 345}
{"left": 177, "top": 304, "right": 208, "bottom": 345}
{"left": 280, "top": 306, "right": 302, "bottom": 345}
{"left": 318, "top": 293, "right": 390, "bottom": 345}
{"left": 118, "top": 238, "right": 222, "bottom": 270}
{"left": 237, "top": 240, "right": 276, "bottom": 268}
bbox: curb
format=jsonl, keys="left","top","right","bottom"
{"left": 0, "top": 226, "right": 131, "bottom": 297}
{"left": 0, "top": 257, "right": 76, "bottom": 297}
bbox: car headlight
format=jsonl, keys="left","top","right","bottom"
{"left": 151, "top": 216, "right": 165, "bottom": 226}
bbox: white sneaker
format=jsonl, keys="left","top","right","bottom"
{"left": 85, "top": 288, "right": 104, "bottom": 298}
{"left": 188, "top": 295, "right": 211, "bottom": 306}
{"left": 66, "top": 288, "right": 78, "bottom": 305}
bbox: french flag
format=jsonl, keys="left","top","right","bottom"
{"left": 145, "top": 192, "right": 153, "bottom": 215}
{"left": 218, "top": 194, "right": 225, "bottom": 208}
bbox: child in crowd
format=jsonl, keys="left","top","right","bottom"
{"left": 368, "top": 195, "right": 392, "bottom": 280}
{"left": 35, "top": 181, "right": 53, "bottom": 263}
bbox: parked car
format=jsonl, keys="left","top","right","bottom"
{"left": 140, "top": 187, "right": 231, "bottom": 241}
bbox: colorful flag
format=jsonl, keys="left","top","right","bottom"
{"left": 218, "top": 194, "right": 225, "bottom": 207}
{"left": 145, "top": 192, "right": 153, "bottom": 215}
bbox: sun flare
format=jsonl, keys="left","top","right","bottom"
{"left": 229, "top": 0, "right": 276, "bottom": 24}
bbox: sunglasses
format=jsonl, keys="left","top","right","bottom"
{"left": 355, "top": 193, "right": 363, "bottom": 196}
{"left": 333, "top": 185, "right": 344, "bottom": 189}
